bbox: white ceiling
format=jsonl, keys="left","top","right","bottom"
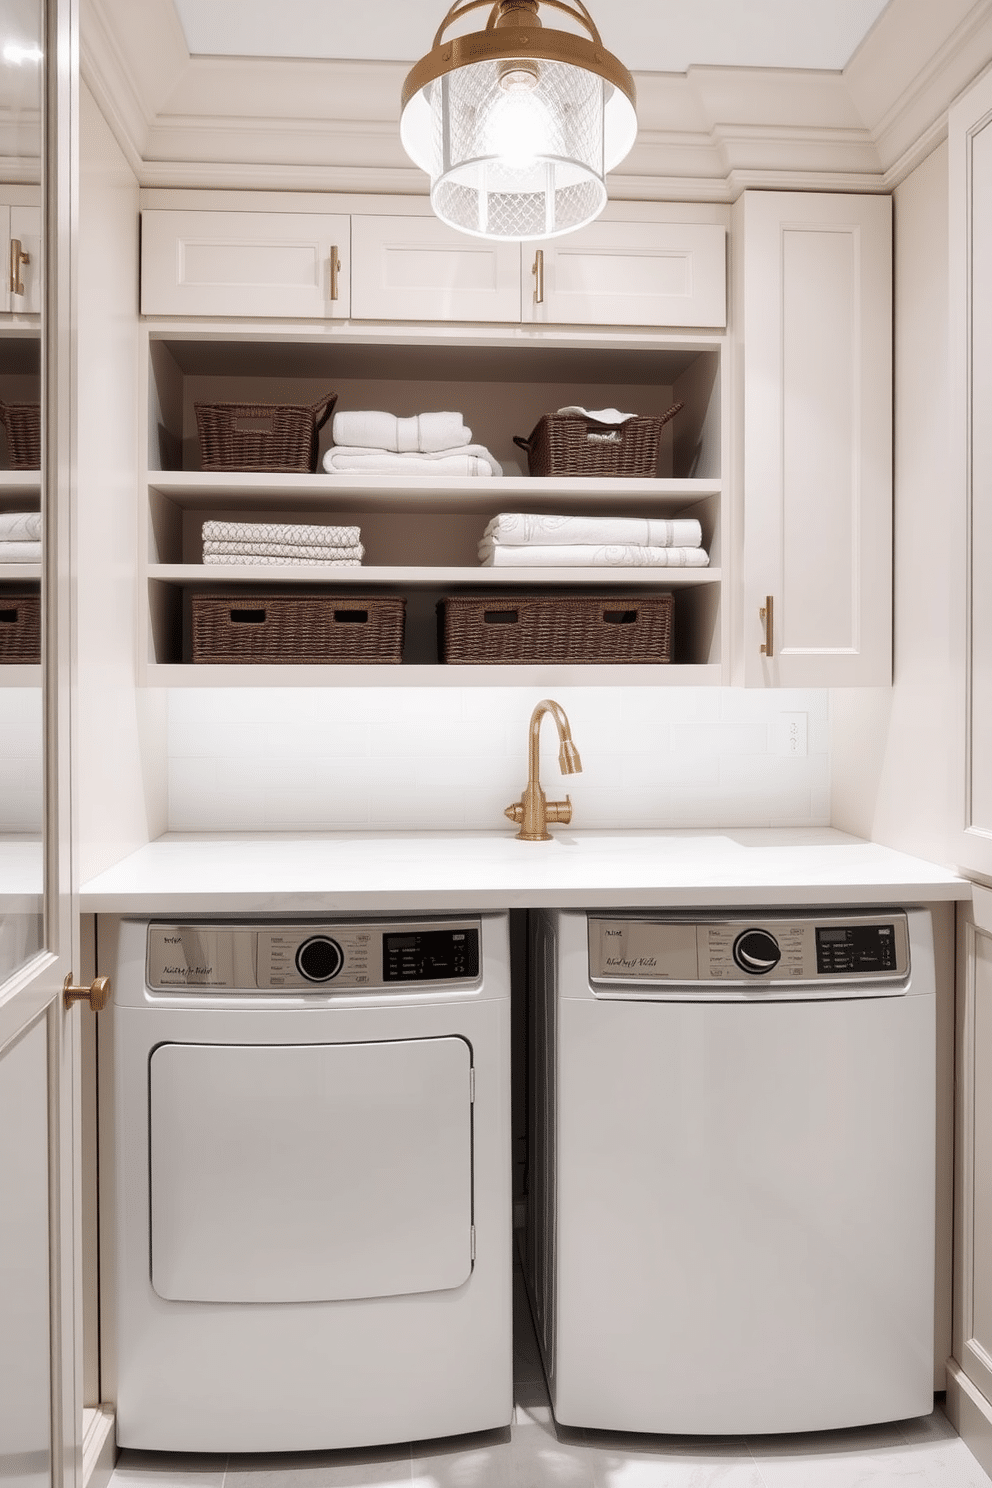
{"left": 171, "top": 0, "right": 894, "bottom": 74}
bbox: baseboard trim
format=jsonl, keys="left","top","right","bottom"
{"left": 945, "top": 1360, "right": 992, "bottom": 1481}
{"left": 82, "top": 1406, "right": 116, "bottom": 1488}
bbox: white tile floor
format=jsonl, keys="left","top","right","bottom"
{"left": 109, "top": 1272, "right": 992, "bottom": 1488}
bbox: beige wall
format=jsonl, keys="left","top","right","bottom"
{"left": 831, "top": 141, "right": 961, "bottom": 868}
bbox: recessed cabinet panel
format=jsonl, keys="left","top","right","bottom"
{"left": 526, "top": 222, "right": 726, "bottom": 329}
{"left": 350, "top": 215, "right": 522, "bottom": 323}
{"left": 739, "top": 191, "right": 892, "bottom": 687}
{"left": 140, "top": 210, "right": 351, "bottom": 319}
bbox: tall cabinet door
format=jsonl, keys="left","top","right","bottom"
{"left": 949, "top": 70, "right": 992, "bottom": 881}
{"left": 737, "top": 191, "right": 892, "bottom": 687}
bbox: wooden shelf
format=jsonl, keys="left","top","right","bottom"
{"left": 0, "top": 472, "right": 41, "bottom": 497}
{"left": 143, "top": 662, "right": 723, "bottom": 688}
{"left": 147, "top": 472, "right": 721, "bottom": 515}
{"left": 150, "top": 563, "right": 720, "bottom": 589}
{"left": 0, "top": 664, "right": 41, "bottom": 685}
{"left": 0, "top": 564, "right": 41, "bottom": 581}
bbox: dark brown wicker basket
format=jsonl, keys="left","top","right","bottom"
{"left": 0, "top": 401, "right": 41, "bottom": 470}
{"left": 195, "top": 392, "right": 337, "bottom": 473}
{"left": 513, "top": 403, "right": 683, "bottom": 479}
{"left": 0, "top": 590, "right": 41, "bottom": 663}
{"left": 190, "top": 591, "right": 405, "bottom": 664}
{"left": 438, "top": 593, "right": 674, "bottom": 665}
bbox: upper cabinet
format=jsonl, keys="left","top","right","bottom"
{"left": 525, "top": 220, "right": 726, "bottom": 329}
{"left": 140, "top": 210, "right": 352, "bottom": 320}
{"left": 2, "top": 198, "right": 42, "bottom": 318}
{"left": 142, "top": 206, "right": 727, "bottom": 330}
{"left": 734, "top": 190, "right": 893, "bottom": 687}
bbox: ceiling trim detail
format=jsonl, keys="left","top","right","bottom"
{"left": 80, "top": 0, "right": 992, "bottom": 202}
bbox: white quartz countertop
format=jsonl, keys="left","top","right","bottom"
{"left": 78, "top": 828, "right": 971, "bottom": 914}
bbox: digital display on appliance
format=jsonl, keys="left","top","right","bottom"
{"left": 815, "top": 924, "right": 897, "bottom": 975}
{"left": 383, "top": 927, "right": 480, "bottom": 982}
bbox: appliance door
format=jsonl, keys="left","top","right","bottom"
{"left": 555, "top": 988, "right": 936, "bottom": 1433}
{"left": 149, "top": 1037, "right": 473, "bottom": 1303}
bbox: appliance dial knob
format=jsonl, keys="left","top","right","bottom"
{"left": 732, "top": 929, "right": 781, "bottom": 975}
{"left": 295, "top": 935, "right": 344, "bottom": 983}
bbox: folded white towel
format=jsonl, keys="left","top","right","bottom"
{"left": 202, "top": 554, "right": 363, "bottom": 567}
{"left": 483, "top": 514, "right": 703, "bottom": 548}
{"left": 0, "top": 540, "right": 41, "bottom": 563}
{"left": 555, "top": 406, "right": 636, "bottom": 424}
{"left": 203, "top": 540, "right": 364, "bottom": 561}
{"left": 331, "top": 410, "right": 471, "bottom": 453}
{"left": 477, "top": 543, "right": 710, "bottom": 568}
{"left": 202, "top": 520, "right": 360, "bottom": 547}
{"left": 0, "top": 511, "right": 41, "bottom": 542}
{"left": 323, "top": 445, "right": 503, "bottom": 477}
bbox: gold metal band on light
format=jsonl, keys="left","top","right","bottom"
{"left": 400, "top": 0, "right": 636, "bottom": 114}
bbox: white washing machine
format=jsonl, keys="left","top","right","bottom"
{"left": 528, "top": 907, "right": 936, "bottom": 1436}
{"left": 101, "top": 914, "right": 512, "bottom": 1453}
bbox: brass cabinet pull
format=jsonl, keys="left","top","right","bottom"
{"left": 9, "top": 237, "right": 30, "bottom": 295}
{"left": 330, "top": 246, "right": 341, "bottom": 301}
{"left": 759, "top": 595, "right": 774, "bottom": 657}
{"left": 63, "top": 973, "right": 111, "bottom": 1013}
{"left": 532, "top": 248, "right": 544, "bottom": 304}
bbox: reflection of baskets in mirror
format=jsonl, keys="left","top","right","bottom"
{"left": 0, "top": 401, "right": 42, "bottom": 470}
{"left": 0, "top": 591, "right": 41, "bottom": 663}
{"left": 194, "top": 392, "right": 337, "bottom": 473}
{"left": 513, "top": 403, "right": 683, "bottom": 478}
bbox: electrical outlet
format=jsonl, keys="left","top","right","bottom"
{"left": 774, "top": 712, "right": 808, "bottom": 757}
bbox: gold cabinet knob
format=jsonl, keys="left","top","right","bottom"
{"left": 63, "top": 974, "right": 111, "bottom": 1013}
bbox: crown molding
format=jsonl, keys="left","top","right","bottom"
{"left": 79, "top": 0, "right": 992, "bottom": 200}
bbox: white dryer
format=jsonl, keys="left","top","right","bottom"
{"left": 101, "top": 914, "right": 512, "bottom": 1453}
{"left": 528, "top": 906, "right": 936, "bottom": 1436}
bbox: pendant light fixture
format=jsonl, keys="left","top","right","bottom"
{"left": 400, "top": 0, "right": 637, "bottom": 241}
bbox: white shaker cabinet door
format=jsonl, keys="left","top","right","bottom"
{"left": 738, "top": 191, "right": 892, "bottom": 687}
{"left": 140, "top": 210, "right": 351, "bottom": 318}
{"left": 954, "top": 889, "right": 992, "bottom": 1415}
{"left": 524, "top": 220, "right": 726, "bottom": 328}
{"left": 350, "top": 214, "right": 522, "bottom": 322}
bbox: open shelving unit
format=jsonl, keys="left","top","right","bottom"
{"left": 141, "top": 326, "right": 728, "bottom": 684}
{"left": 0, "top": 336, "right": 42, "bottom": 684}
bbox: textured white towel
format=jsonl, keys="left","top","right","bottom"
{"left": 478, "top": 543, "right": 710, "bottom": 568}
{"left": 203, "top": 540, "right": 364, "bottom": 561}
{"left": 0, "top": 511, "right": 41, "bottom": 542}
{"left": 331, "top": 410, "right": 471, "bottom": 453}
{"left": 202, "top": 520, "right": 360, "bottom": 547}
{"left": 202, "top": 554, "right": 363, "bottom": 567}
{"left": 555, "top": 406, "right": 636, "bottom": 424}
{"left": 323, "top": 445, "right": 502, "bottom": 477}
{"left": 0, "top": 540, "right": 41, "bottom": 563}
{"left": 483, "top": 513, "right": 702, "bottom": 548}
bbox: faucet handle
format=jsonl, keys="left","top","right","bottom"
{"left": 546, "top": 796, "right": 572, "bottom": 825}
{"left": 504, "top": 801, "right": 525, "bottom": 824}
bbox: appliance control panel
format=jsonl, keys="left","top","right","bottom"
{"left": 588, "top": 913, "right": 910, "bottom": 988}
{"left": 146, "top": 920, "right": 482, "bottom": 993}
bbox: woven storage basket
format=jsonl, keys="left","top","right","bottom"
{"left": 190, "top": 591, "right": 405, "bottom": 664}
{"left": 513, "top": 402, "right": 683, "bottom": 478}
{"left": 195, "top": 392, "right": 337, "bottom": 473}
{"left": 0, "top": 590, "right": 41, "bottom": 663}
{"left": 0, "top": 401, "right": 41, "bottom": 470}
{"left": 438, "top": 593, "right": 674, "bottom": 665}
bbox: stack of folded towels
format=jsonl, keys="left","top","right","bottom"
{"left": 478, "top": 513, "right": 709, "bottom": 567}
{"left": 322, "top": 411, "right": 502, "bottom": 477}
{"left": 0, "top": 510, "right": 41, "bottom": 563}
{"left": 201, "top": 520, "right": 364, "bottom": 566}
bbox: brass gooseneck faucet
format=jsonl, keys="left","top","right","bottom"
{"left": 504, "top": 699, "right": 582, "bottom": 841}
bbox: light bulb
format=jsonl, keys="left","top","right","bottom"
{"left": 486, "top": 86, "right": 553, "bottom": 169}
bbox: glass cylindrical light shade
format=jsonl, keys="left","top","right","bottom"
{"left": 401, "top": 55, "right": 636, "bottom": 240}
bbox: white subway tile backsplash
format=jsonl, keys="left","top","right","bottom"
{"left": 166, "top": 688, "right": 832, "bottom": 833}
